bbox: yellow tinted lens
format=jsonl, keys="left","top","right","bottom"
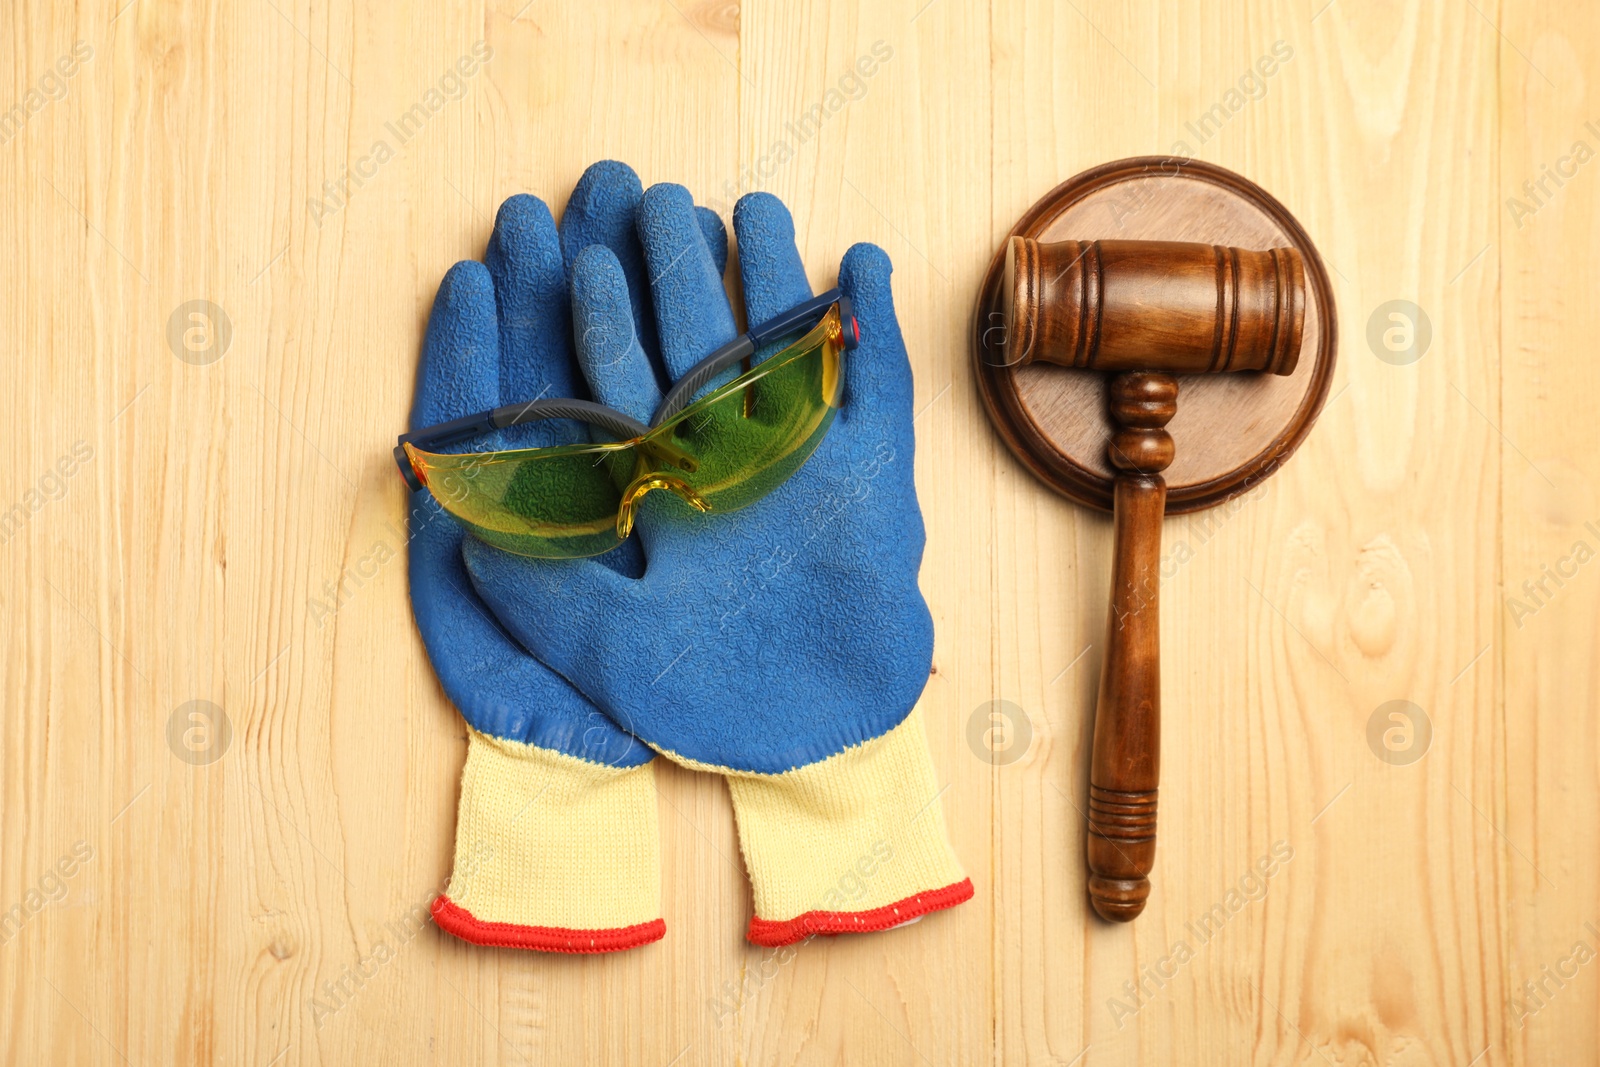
{"left": 408, "top": 306, "right": 845, "bottom": 557}
{"left": 408, "top": 440, "right": 638, "bottom": 558}
{"left": 652, "top": 306, "right": 844, "bottom": 512}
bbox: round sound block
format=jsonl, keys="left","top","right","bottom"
{"left": 973, "top": 157, "right": 1336, "bottom": 514}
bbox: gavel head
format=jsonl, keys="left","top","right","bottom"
{"left": 998, "top": 237, "right": 1306, "bottom": 376}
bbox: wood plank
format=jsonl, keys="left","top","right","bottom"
{"left": 1498, "top": 3, "right": 1600, "bottom": 1064}
{"left": 2, "top": 0, "right": 1596, "bottom": 1063}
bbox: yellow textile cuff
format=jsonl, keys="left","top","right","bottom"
{"left": 722, "top": 706, "right": 971, "bottom": 946}
{"left": 432, "top": 728, "right": 664, "bottom": 953}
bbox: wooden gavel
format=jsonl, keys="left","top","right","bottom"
{"left": 1001, "top": 237, "right": 1306, "bottom": 921}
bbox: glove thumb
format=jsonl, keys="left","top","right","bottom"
{"left": 838, "top": 242, "right": 914, "bottom": 426}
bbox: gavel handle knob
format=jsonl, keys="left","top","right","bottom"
{"left": 1086, "top": 372, "right": 1174, "bottom": 922}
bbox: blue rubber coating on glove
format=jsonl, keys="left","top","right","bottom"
{"left": 570, "top": 245, "right": 664, "bottom": 426}
{"left": 410, "top": 262, "right": 500, "bottom": 433}
{"left": 486, "top": 194, "right": 585, "bottom": 449}
{"left": 731, "top": 192, "right": 812, "bottom": 327}
{"left": 696, "top": 206, "right": 730, "bottom": 280}
{"left": 405, "top": 201, "right": 654, "bottom": 769}
{"left": 557, "top": 161, "right": 663, "bottom": 382}
{"left": 464, "top": 190, "right": 935, "bottom": 774}
{"left": 836, "top": 242, "right": 917, "bottom": 429}
{"left": 639, "top": 183, "right": 738, "bottom": 381}
{"left": 554, "top": 165, "right": 728, "bottom": 387}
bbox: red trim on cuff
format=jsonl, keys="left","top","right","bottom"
{"left": 431, "top": 896, "right": 665, "bottom": 954}
{"left": 746, "top": 877, "right": 975, "bottom": 948}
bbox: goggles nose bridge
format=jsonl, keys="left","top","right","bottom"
{"left": 615, "top": 475, "right": 711, "bottom": 539}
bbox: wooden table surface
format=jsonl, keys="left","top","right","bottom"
{"left": 3, "top": 1, "right": 1596, "bottom": 1063}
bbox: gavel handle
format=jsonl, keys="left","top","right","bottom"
{"left": 1086, "top": 371, "right": 1175, "bottom": 922}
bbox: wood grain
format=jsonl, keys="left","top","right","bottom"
{"left": 0, "top": 1, "right": 1592, "bottom": 1064}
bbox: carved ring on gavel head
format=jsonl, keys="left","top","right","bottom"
{"left": 971, "top": 158, "right": 1337, "bottom": 924}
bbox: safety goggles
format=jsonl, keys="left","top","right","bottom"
{"left": 396, "top": 289, "right": 858, "bottom": 558}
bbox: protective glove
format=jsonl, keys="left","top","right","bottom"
{"left": 405, "top": 162, "right": 727, "bottom": 952}
{"left": 465, "top": 184, "right": 971, "bottom": 946}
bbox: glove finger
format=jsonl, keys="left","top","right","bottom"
{"left": 487, "top": 200, "right": 650, "bottom": 580}
{"left": 486, "top": 194, "right": 586, "bottom": 448}
{"left": 571, "top": 244, "right": 664, "bottom": 426}
{"left": 697, "top": 206, "right": 729, "bottom": 279}
{"left": 559, "top": 161, "right": 663, "bottom": 374}
{"left": 461, "top": 535, "right": 638, "bottom": 726}
{"left": 733, "top": 192, "right": 813, "bottom": 329}
{"left": 410, "top": 260, "right": 501, "bottom": 435}
{"left": 573, "top": 245, "right": 709, "bottom": 564}
{"left": 566, "top": 245, "right": 657, "bottom": 579}
{"left": 405, "top": 263, "right": 639, "bottom": 756}
{"left": 837, "top": 242, "right": 915, "bottom": 427}
{"left": 639, "top": 182, "right": 737, "bottom": 381}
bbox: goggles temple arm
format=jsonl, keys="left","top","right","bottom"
{"left": 396, "top": 401, "right": 653, "bottom": 491}
{"left": 489, "top": 399, "right": 650, "bottom": 443}
{"left": 397, "top": 410, "right": 498, "bottom": 453}
{"left": 403, "top": 400, "right": 651, "bottom": 453}
{"left": 652, "top": 289, "right": 854, "bottom": 427}
{"left": 748, "top": 288, "right": 845, "bottom": 347}
{"left": 653, "top": 335, "right": 756, "bottom": 427}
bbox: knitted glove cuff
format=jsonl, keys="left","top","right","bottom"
{"left": 722, "top": 707, "right": 972, "bottom": 947}
{"left": 433, "top": 728, "right": 664, "bottom": 953}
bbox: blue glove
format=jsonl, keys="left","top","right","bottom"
{"left": 406, "top": 162, "right": 726, "bottom": 952}
{"left": 464, "top": 183, "right": 971, "bottom": 946}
